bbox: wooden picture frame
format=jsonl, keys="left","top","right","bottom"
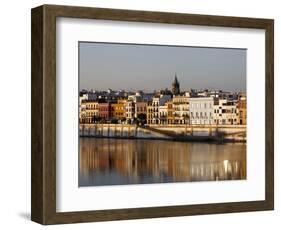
{"left": 31, "top": 4, "right": 274, "bottom": 225}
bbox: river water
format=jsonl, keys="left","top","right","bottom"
{"left": 79, "top": 138, "right": 246, "bottom": 186}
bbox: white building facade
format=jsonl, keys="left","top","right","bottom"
{"left": 213, "top": 99, "right": 239, "bottom": 125}
{"left": 159, "top": 104, "right": 168, "bottom": 124}
{"left": 125, "top": 100, "right": 135, "bottom": 123}
{"left": 189, "top": 97, "right": 214, "bottom": 125}
{"left": 147, "top": 95, "right": 171, "bottom": 125}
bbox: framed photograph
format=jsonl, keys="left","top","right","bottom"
{"left": 31, "top": 4, "right": 274, "bottom": 224}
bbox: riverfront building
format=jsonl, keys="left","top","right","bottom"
{"left": 189, "top": 97, "right": 214, "bottom": 125}
{"left": 147, "top": 95, "right": 171, "bottom": 125}
{"left": 166, "top": 101, "right": 174, "bottom": 125}
{"left": 159, "top": 104, "right": 168, "bottom": 125}
{"left": 213, "top": 99, "right": 239, "bottom": 125}
{"left": 80, "top": 100, "right": 99, "bottom": 124}
{"left": 111, "top": 101, "right": 126, "bottom": 121}
{"left": 79, "top": 75, "right": 246, "bottom": 126}
{"left": 172, "top": 96, "right": 189, "bottom": 124}
{"left": 237, "top": 93, "right": 247, "bottom": 125}
{"left": 125, "top": 100, "right": 135, "bottom": 123}
{"left": 135, "top": 102, "right": 148, "bottom": 119}
{"left": 147, "top": 97, "right": 160, "bottom": 125}
{"left": 98, "top": 103, "right": 111, "bottom": 120}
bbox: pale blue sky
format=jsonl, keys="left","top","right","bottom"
{"left": 79, "top": 42, "right": 246, "bottom": 92}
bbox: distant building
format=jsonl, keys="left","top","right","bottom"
{"left": 142, "top": 93, "right": 154, "bottom": 102}
{"left": 79, "top": 93, "right": 88, "bottom": 104}
{"left": 208, "top": 90, "right": 235, "bottom": 100}
{"left": 197, "top": 90, "right": 209, "bottom": 97}
{"left": 128, "top": 94, "right": 141, "bottom": 103}
{"left": 87, "top": 92, "right": 98, "bottom": 101}
{"left": 172, "top": 73, "right": 180, "bottom": 95}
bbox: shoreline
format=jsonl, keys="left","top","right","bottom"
{"left": 79, "top": 124, "right": 246, "bottom": 143}
{"left": 79, "top": 135, "right": 246, "bottom": 144}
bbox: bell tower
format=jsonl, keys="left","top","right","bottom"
{"left": 172, "top": 73, "right": 180, "bottom": 95}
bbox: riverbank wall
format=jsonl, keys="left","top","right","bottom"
{"left": 79, "top": 124, "right": 246, "bottom": 143}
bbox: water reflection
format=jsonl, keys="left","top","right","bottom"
{"left": 79, "top": 138, "right": 246, "bottom": 186}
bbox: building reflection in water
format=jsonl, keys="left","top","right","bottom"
{"left": 79, "top": 138, "right": 246, "bottom": 186}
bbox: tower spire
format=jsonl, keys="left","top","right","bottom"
{"left": 172, "top": 72, "right": 180, "bottom": 95}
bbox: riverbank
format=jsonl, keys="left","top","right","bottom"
{"left": 79, "top": 135, "right": 246, "bottom": 143}
{"left": 79, "top": 124, "right": 246, "bottom": 143}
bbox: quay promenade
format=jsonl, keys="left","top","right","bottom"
{"left": 79, "top": 124, "right": 246, "bottom": 142}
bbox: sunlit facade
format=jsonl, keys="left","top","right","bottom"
{"left": 172, "top": 95, "right": 189, "bottom": 124}
{"left": 213, "top": 99, "right": 239, "bottom": 125}
{"left": 189, "top": 97, "right": 214, "bottom": 125}
{"left": 79, "top": 77, "right": 246, "bottom": 126}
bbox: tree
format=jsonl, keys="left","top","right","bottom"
{"left": 111, "top": 118, "right": 118, "bottom": 124}
{"left": 182, "top": 114, "right": 190, "bottom": 124}
{"left": 92, "top": 115, "right": 101, "bottom": 123}
{"left": 137, "top": 113, "right": 147, "bottom": 126}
